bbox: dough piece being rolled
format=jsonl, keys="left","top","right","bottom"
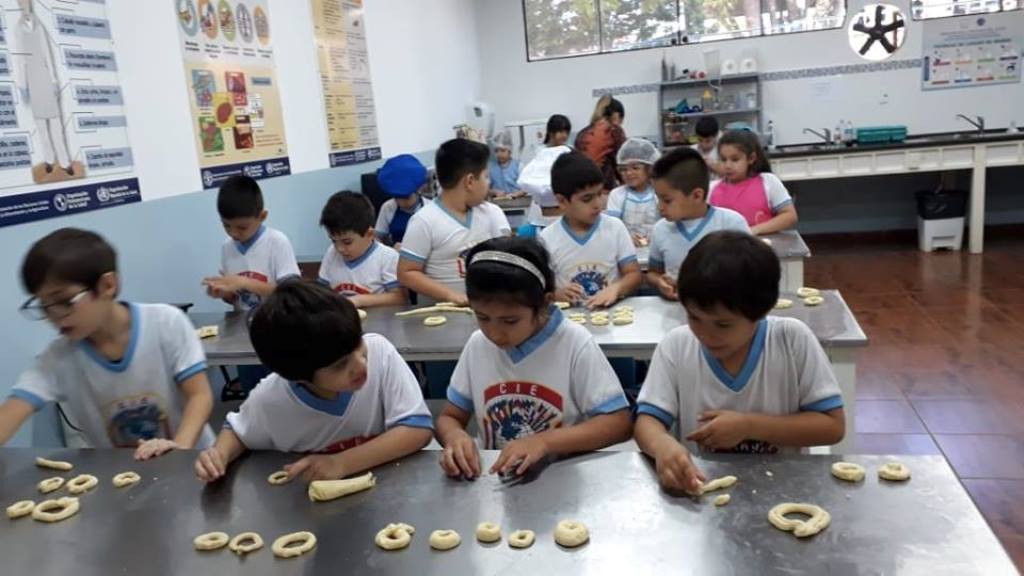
{"left": 35, "top": 457, "right": 72, "bottom": 471}
{"left": 698, "top": 475, "right": 738, "bottom": 495}
{"left": 308, "top": 471, "right": 376, "bottom": 502}
{"left": 714, "top": 494, "right": 731, "bottom": 506}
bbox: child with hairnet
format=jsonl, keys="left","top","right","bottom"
{"left": 489, "top": 131, "right": 521, "bottom": 196}
{"left": 606, "top": 138, "right": 661, "bottom": 246}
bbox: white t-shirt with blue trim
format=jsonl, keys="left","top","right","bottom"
{"left": 637, "top": 316, "right": 843, "bottom": 455}
{"left": 606, "top": 184, "right": 659, "bottom": 240}
{"left": 540, "top": 215, "right": 638, "bottom": 297}
{"left": 648, "top": 206, "right": 750, "bottom": 278}
{"left": 225, "top": 334, "right": 432, "bottom": 453}
{"left": 399, "top": 199, "right": 511, "bottom": 297}
{"left": 10, "top": 303, "right": 215, "bottom": 449}
{"left": 220, "top": 226, "right": 301, "bottom": 311}
{"left": 447, "top": 308, "right": 629, "bottom": 450}
{"left": 318, "top": 241, "right": 400, "bottom": 297}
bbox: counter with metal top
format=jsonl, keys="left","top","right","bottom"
{"left": 0, "top": 449, "right": 1014, "bottom": 575}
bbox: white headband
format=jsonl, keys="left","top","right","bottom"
{"left": 469, "top": 251, "right": 546, "bottom": 287}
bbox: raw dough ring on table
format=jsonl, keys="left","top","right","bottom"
{"left": 375, "top": 523, "right": 415, "bottom": 550}
{"left": 698, "top": 475, "right": 738, "bottom": 495}
{"left": 554, "top": 301, "right": 570, "bottom": 309}
{"left": 272, "top": 531, "right": 317, "bottom": 558}
{"left": 6, "top": 500, "right": 35, "bottom": 519}
{"left": 196, "top": 325, "right": 219, "bottom": 339}
{"left": 67, "top": 474, "right": 98, "bottom": 495}
{"left": 429, "top": 529, "right": 462, "bottom": 550}
{"left": 266, "top": 470, "right": 291, "bottom": 485}
{"left": 554, "top": 520, "right": 589, "bottom": 547}
{"left": 229, "top": 532, "right": 264, "bottom": 555}
{"left": 774, "top": 298, "right": 793, "bottom": 310}
{"left": 423, "top": 316, "right": 447, "bottom": 327}
{"left": 32, "top": 497, "right": 80, "bottom": 523}
{"left": 35, "top": 457, "right": 73, "bottom": 471}
{"left": 358, "top": 309, "right": 367, "bottom": 321}
{"left": 830, "top": 462, "right": 866, "bottom": 482}
{"left": 508, "top": 529, "right": 535, "bottom": 548}
{"left": 796, "top": 287, "right": 821, "bottom": 298}
{"left": 878, "top": 462, "right": 911, "bottom": 481}
{"left": 762, "top": 238, "right": 773, "bottom": 246}
{"left": 612, "top": 314, "right": 635, "bottom": 326}
{"left": 38, "top": 477, "right": 65, "bottom": 494}
{"left": 614, "top": 305, "right": 634, "bottom": 313}
{"left": 194, "top": 531, "right": 230, "bottom": 551}
{"left": 569, "top": 314, "right": 587, "bottom": 325}
{"left": 768, "top": 503, "right": 831, "bottom": 538}
{"left": 802, "top": 295, "right": 824, "bottom": 307}
{"left": 589, "top": 316, "right": 610, "bottom": 326}
{"left": 475, "top": 522, "right": 502, "bottom": 543}
{"left": 112, "top": 472, "right": 141, "bottom": 488}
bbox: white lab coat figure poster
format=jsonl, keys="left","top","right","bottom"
{"left": 922, "top": 11, "right": 1023, "bottom": 90}
{"left": 0, "top": 0, "right": 140, "bottom": 227}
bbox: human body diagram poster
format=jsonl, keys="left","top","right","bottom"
{"left": 922, "top": 12, "right": 1023, "bottom": 90}
{"left": 0, "top": 0, "right": 140, "bottom": 228}
{"left": 311, "top": 0, "right": 381, "bottom": 167}
{"left": 175, "top": 0, "right": 290, "bottom": 189}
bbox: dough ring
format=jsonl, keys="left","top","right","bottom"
{"left": 358, "top": 309, "right": 367, "bottom": 320}
{"left": 229, "top": 532, "right": 264, "bottom": 555}
{"left": 612, "top": 314, "right": 635, "bottom": 326}
{"left": 375, "top": 523, "right": 415, "bottom": 550}
{"left": 196, "top": 325, "right": 219, "bottom": 339}
{"left": 423, "top": 316, "right": 447, "bottom": 327}
{"left": 714, "top": 494, "right": 731, "bottom": 507}
{"left": 768, "top": 503, "right": 831, "bottom": 538}
{"left": 194, "top": 531, "right": 230, "bottom": 551}
{"left": 508, "top": 529, "right": 536, "bottom": 548}
{"left": 796, "top": 287, "right": 821, "bottom": 298}
{"left": 6, "top": 500, "right": 35, "bottom": 519}
{"left": 553, "top": 520, "right": 589, "bottom": 547}
{"left": 38, "top": 477, "right": 65, "bottom": 494}
{"left": 590, "top": 316, "right": 610, "bottom": 326}
{"left": 429, "top": 529, "right": 461, "bottom": 551}
{"left": 762, "top": 238, "right": 773, "bottom": 246}
{"left": 698, "top": 475, "right": 738, "bottom": 495}
{"left": 35, "top": 457, "right": 73, "bottom": 471}
{"left": 570, "top": 316, "right": 587, "bottom": 325}
{"left": 266, "top": 470, "right": 291, "bottom": 485}
{"left": 67, "top": 474, "right": 99, "bottom": 495}
{"left": 32, "top": 497, "right": 80, "bottom": 523}
{"left": 554, "top": 301, "right": 570, "bottom": 309}
{"left": 830, "top": 462, "right": 866, "bottom": 482}
{"left": 774, "top": 298, "right": 793, "bottom": 310}
{"left": 614, "top": 306, "right": 634, "bottom": 313}
{"left": 475, "top": 522, "right": 502, "bottom": 543}
{"left": 878, "top": 462, "right": 911, "bottom": 481}
{"left": 802, "top": 295, "right": 824, "bottom": 306}
{"left": 112, "top": 472, "right": 141, "bottom": 488}
{"left": 272, "top": 531, "right": 317, "bottom": 558}
{"left": 308, "top": 471, "right": 376, "bottom": 502}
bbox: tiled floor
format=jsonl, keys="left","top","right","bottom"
{"left": 804, "top": 231, "right": 1024, "bottom": 570}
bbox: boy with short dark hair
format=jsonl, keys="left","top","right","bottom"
{"left": 194, "top": 280, "right": 432, "bottom": 482}
{"left": 319, "top": 191, "right": 405, "bottom": 308}
{"left": 375, "top": 154, "right": 427, "bottom": 248}
{"left": 398, "top": 138, "right": 511, "bottom": 306}
{"left": 203, "top": 175, "right": 299, "bottom": 311}
{"left": 635, "top": 231, "right": 845, "bottom": 494}
{"left": 692, "top": 116, "right": 721, "bottom": 175}
{"left": 1, "top": 228, "right": 214, "bottom": 459}
{"left": 539, "top": 151, "right": 641, "bottom": 308}
{"left": 648, "top": 147, "right": 749, "bottom": 300}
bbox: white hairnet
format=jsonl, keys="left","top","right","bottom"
{"left": 492, "top": 131, "right": 514, "bottom": 151}
{"left": 616, "top": 137, "right": 660, "bottom": 166}
{"left": 517, "top": 145, "right": 571, "bottom": 208}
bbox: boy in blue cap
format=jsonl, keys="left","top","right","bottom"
{"left": 375, "top": 154, "right": 427, "bottom": 250}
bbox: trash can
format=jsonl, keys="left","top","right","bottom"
{"left": 915, "top": 189, "right": 967, "bottom": 252}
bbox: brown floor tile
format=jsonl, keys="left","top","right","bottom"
{"left": 962, "top": 479, "right": 1024, "bottom": 538}
{"left": 855, "top": 372, "right": 906, "bottom": 400}
{"left": 909, "top": 287, "right": 991, "bottom": 309}
{"left": 996, "top": 534, "right": 1024, "bottom": 573}
{"left": 913, "top": 399, "right": 1024, "bottom": 435}
{"left": 896, "top": 367, "right": 1024, "bottom": 402}
{"left": 854, "top": 308, "right": 959, "bottom": 346}
{"left": 841, "top": 292, "right": 921, "bottom": 313}
{"left": 933, "top": 434, "right": 1024, "bottom": 479}
{"left": 926, "top": 304, "right": 1024, "bottom": 348}
{"left": 854, "top": 433, "right": 941, "bottom": 455}
{"left": 856, "top": 399, "right": 928, "bottom": 434}
{"left": 984, "top": 289, "right": 1024, "bottom": 307}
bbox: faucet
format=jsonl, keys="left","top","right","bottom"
{"left": 956, "top": 114, "right": 985, "bottom": 134}
{"left": 803, "top": 128, "right": 831, "bottom": 144}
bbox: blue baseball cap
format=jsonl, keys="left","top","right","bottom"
{"left": 377, "top": 155, "right": 427, "bottom": 198}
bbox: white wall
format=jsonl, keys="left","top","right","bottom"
{"left": 474, "top": 0, "right": 1023, "bottom": 146}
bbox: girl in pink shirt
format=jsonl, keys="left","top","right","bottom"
{"left": 708, "top": 131, "right": 798, "bottom": 235}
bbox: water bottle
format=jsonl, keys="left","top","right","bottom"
{"left": 843, "top": 121, "right": 855, "bottom": 144}
{"left": 834, "top": 121, "right": 843, "bottom": 145}
{"left": 765, "top": 120, "right": 775, "bottom": 150}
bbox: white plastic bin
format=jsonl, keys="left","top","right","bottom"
{"left": 917, "top": 216, "right": 964, "bottom": 252}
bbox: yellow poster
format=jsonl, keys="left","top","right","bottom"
{"left": 176, "top": 0, "right": 290, "bottom": 188}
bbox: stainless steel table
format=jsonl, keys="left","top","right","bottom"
{"left": 764, "top": 230, "right": 811, "bottom": 293}
{"left": 0, "top": 449, "right": 1014, "bottom": 576}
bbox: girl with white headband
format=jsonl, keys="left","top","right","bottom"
{"left": 435, "top": 237, "right": 632, "bottom": 479}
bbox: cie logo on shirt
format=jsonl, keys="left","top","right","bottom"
{"left": 481, "top": 381, "right": 564, "bottom": 450}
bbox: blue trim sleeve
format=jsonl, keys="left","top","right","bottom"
{"left": 174, "top": 361, "right": 207, "bottom": 384}
{"left": 772, "top": 198, "right": 794, "bottom": 212}
{"left": 587, "top": 394, "right": 630, "bottom": 416}
{"left": 383, "top": 281, "right": 401, "bottom": 291}
{"left": 637, "top": 403, "right": 676, "bottom": 428}
{"left": 800, "top": 394, "right": 844, "bottom": 413}
{"left": 9, "top": 389, "right": 46, "bottom": 412}
{"left": 399, "top": 249, "right": 427, "bottom": 264}
{"left": 393, "top": 414, "right": 435, "bottom": 430}
{"left": 446, "top": 386, "right": 474, "bottom": 414}
{"left": 618, "top": 255, "right": 638, "bottom": 268}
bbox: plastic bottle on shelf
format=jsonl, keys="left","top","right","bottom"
{"left": 843, "top": 120, "right": 855, "bottom": 144}
{"left": 764, "top": 120, "right": 775, "bottom": 150}
{"left": 834, "top": 121, "right": 843, "bottom": 145}
{"left": 702, "top": 89, "right": 714, "bottom": 112}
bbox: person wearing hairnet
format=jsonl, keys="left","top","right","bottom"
{"left": 488, "top": 131, "right": 521, "bottom": 196}
{"left": 606, "top": 138, "right": 660, "bottom": 246}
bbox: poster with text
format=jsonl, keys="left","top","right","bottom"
{"left": 922, "top": 12, "right": 1022, "bottom": 91}
{"left": 0, "top": 0, "right": 140, "bottom": 228}
{"left": 176, "top": 0, "right": 289, "bottom": 189}
{"left": 311, "top": 0, "right": 380, "bottom": 167}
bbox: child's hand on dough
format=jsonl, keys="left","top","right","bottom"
{"left": 686, "top": 410, "right": 750, "bottom": 451}
{"left": 440, "top": 431, "right": 481, "bottom": 479}
{"left": 194, "top": 447, "right": 227, "bottom": 482}
{"left": 655, "top": 442, "right": 706, "bottom": 494}
{"left": 285, "top": 454, "right": 346, "bottom": 482}
{"left": 490, "top": 435, "right": 549, "bottom": 477}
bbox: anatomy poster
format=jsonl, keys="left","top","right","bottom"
{"left": 175, "top": 0, "right": 289, "bottom": 189}
{"left": 922, "top": 12, "right": 1023, "bottom": 90}
{"left": 310, "top": 0, "right": 381, "bottom": 167}
{"left": 0, "top": 0, "right": 140, "bottom": 228}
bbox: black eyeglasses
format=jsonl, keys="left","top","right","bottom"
{"left": 20, "top": 290, "right": 90, "bottom": 321}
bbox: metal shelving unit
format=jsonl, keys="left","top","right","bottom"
{"left": 658, "top": 74, "right": 762, "bottom": 146}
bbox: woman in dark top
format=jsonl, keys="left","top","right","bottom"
{"left": 574, "top": 96, "right": 627, "bottom": 191}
